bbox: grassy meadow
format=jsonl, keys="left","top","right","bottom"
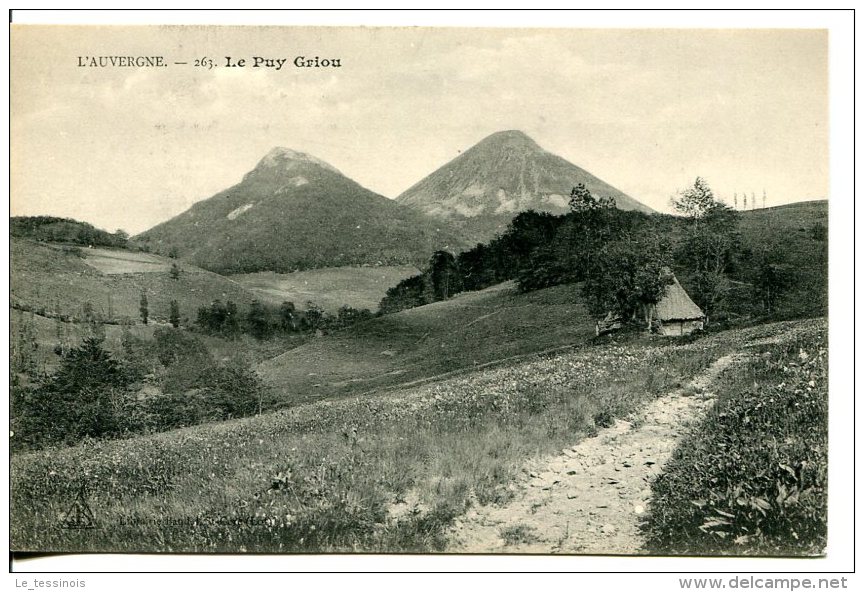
{"left": 11, "top": 238, "right": 260, "bottom": 324}
{"left": 231, "top": 265, "right": 421, "bottom": 314}
{"left": 10, "top": 318, "right": 824, "bottom": 553}
{"left": 646, "top": 323, "right": 828, "bottom": 555}
{"left": 9, "top": 200, "right": 830, "bottom": 556}
{"left": 257, "top": 281, "right": 596, "bottom": 405}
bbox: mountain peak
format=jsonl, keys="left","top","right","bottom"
{"left": 396, "top": 131, "right": 653, "bottom": 232}
{"left": 477, "top": 130, "right": 541, "bottom": 149}
{"left": 255, "top": 147, "right": 341, "bottom": 175}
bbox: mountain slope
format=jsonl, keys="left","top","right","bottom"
{"left": 258, "top": 281, "right": 594, "bottom": 405}
{"left": 397, "top": 130, "right": 652, "bottom": 241}
{"left": 735, "top": 200, "right": 828, "bottom": 318}
{"left": 136, "top": 148, "right": 468, "bottom": 274}
{"left": 10, "top": 238, "right": 260, "bottom": 324}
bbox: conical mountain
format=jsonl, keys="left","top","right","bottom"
{"left": 136, "top": 148, "right": 467, "bottom": 274}
{"left": 397, "top": 130, "right": 652, "bottom": 241}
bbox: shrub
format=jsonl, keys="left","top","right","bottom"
{"left": 645, "top": 331, "right": 827, "bottom": 555}
{"left": 11, "top": 338, "right": 137, "bottom": 448}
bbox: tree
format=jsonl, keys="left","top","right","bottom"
{"left": 155, "top": 329, "right": 216, "bottom": 395}
{"left": 751, "top": 251, "right": 794, "bottom": 315}
{"left": 378, "top": 274, "right": 430, "bottom": 315}
{"left": 336, "top": 305, "right": 373, "bottom": 329}
{"left": 224, "top": 300, "right": 240, "bottom": 337}
{"left": 245, "top": 299, "right": 271, "bottom": 340}
{"left": 152, "top": 326, "right": 209, "bottom": 368}
{"left": 671, "top": 176, "right": 716, "bottom": 220}
{"left": 517, "top": 185, "right": 619, "bottom": 292}
{"left": 14, "top": 337, "right": 134, "bottom": 446}
{"left": 502, "top": 210, "right": 563, "bottom": 277}
{"left": 169, "top": 300, "right": 181, "bottom": 328}
{"left": 113, "top": 229, "right": 130, "bottom": 247}
{"left": 303, "top": 301, "right": 324, "bottom": 331}
{"left": 279, "top": 301, "right": 297, "bottom": 331}
{"left": 569, "top": 183, "right": 616, "bottom": 214}
{"left": 204, "top": 359, "right": 264, "bottom": 417}
{"left": 672, "top": 178, "right": 740, "bottom": 314}
{"left": 457, "top": 243, "right": 501, "bottom": 292}
{"left": 196, "top": 300, "right": 235, "bottom": 335}
{"left": 139, "top": 292, "right": 149, "bottom": 325}
{"left": 429, "top": 250, "right": 461, "bottom": 301}
{"left": 170, "top": 263, "right": 180, "bottom": 280}
{"left": 82, "top": 301, "right": 95, "bottom": 324}
{"left": 582, "top": 232, "right": 674, "bottom": 325}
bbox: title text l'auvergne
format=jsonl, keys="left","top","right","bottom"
{"left": 77, "top": 56, "right": 342, "bottom": 70}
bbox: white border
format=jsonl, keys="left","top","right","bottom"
{"left": 3, "top": 7, "right": 857, "bottom": 584}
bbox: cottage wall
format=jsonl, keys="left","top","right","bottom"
{"left": 658, "top": 319, "right": 704, "bottom": 336}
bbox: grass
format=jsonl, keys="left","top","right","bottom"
{"left": 644, "top": 323, "right": 827, "bottom": 556}
{"left": 735, "top": 200, "right": 828, "bottom": 320}
{"left": 10, "top": 238, "right": 289, "bottom": 374}
{"left": 231, "top": 265, "right": 421, "bottom": 314}
{"left": 14, "top": 316, "right": 777, "bottom": 553}
{"left": 500, "top": 524, "right": 540, "bottom": 546}
{"left": 258, "top": 281, "right": 597, "bottom": 406}
{"left": 79, "top": 248, "right": 174, "bottom": 274}
{"left": 11, "top": 238, "right": 260, "bottom": 324}
{"left": 10, "top": 308, "right": 155, "bottom": 375}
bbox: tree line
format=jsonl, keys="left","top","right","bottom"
{"left": 379, "top": 179, "right": 800, "bottom": 323}
{"left": 194, "top": 299, "right": 373, "bottom": 339}
{"left": 11, "top": 216, "right": 129, "bottom": 248}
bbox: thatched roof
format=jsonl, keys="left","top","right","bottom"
{"left": 655, "top": 275, "right": 704, "bottom": 321}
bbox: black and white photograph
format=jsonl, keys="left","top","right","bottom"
{"left": 7, "top": 12, "right": 853, "bottom": 576}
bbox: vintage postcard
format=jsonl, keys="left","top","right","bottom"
{"left": 9, "top": 21, "right": 840, "bottom": 564}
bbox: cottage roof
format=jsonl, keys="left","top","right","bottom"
{"left": 655, "top": 275, "right": 704, "bottom": 321}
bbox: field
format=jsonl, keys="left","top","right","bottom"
{"left": 78, "top": 247, "right": 174, "bottom": 274}
{"left": 258, "top": 281, "right": 596, "bottom": 405}
{"left": 11, "top": 239, "right": 260, "bottom": 324}
{"left": 10, "top": 238, "right": 289, "bottom": 376}
{"left": 9, "top": 202, "right": 830, "bottom": 555}
{"left": 10, "top": 318, "right": 824, "bottom": 553}
{"left": 231, "top": 265, "right": 421, "bottom": 313}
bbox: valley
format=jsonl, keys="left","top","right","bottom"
{"left": 231, "top": 265, "right": 421, "bottom": 314}
{"left": 9, "top": 136, "right": 830, "bottom": 558}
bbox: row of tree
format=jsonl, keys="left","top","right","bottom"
{"left": 378, "top": 183, "right": 675, "bottom": 318}
{"left": 379, "top": 179, "right": 794, "bottom": 323}
{"left": 195, "top": 299, "right": 373, "bottom": 339}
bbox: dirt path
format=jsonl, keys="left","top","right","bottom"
{"left": 447, "top": 353, "right": 745, "bottom": 554}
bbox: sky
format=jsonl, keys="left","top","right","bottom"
{"left": 11, "top": 26, "right": 828, "bottom": 235}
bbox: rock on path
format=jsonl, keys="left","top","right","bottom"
{"left": 447, "top": 353, "right": 744, "bottom": 554}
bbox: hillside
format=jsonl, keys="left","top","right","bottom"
{"left": 258, "top": 281, "right": 595, "bottom": 404}
{"left": 10, "top": 317, "right": 824, "bottom": 553}
{"left": 734, "top": 200, "right": 828, "bottom": 318}
{"left": 11, "top": 215, "right": 128, "bottom": 248}
{"left": 232, "top": 265, "right": 421, "bottom": 314}
{"left": 136, "top": 148, "right": 469, "bottom": 274}
{"left": 10, "top": 238, "right": 260, "bottom": 325}
{"left": 397, "top": 130, "right": 653, "bottom": 242}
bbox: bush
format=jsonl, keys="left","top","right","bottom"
{"left": 645, "top": 331, "right": 827, "bottom": 555}
{"left": 11, "top": 338, "right": 137, "bottom": 449}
